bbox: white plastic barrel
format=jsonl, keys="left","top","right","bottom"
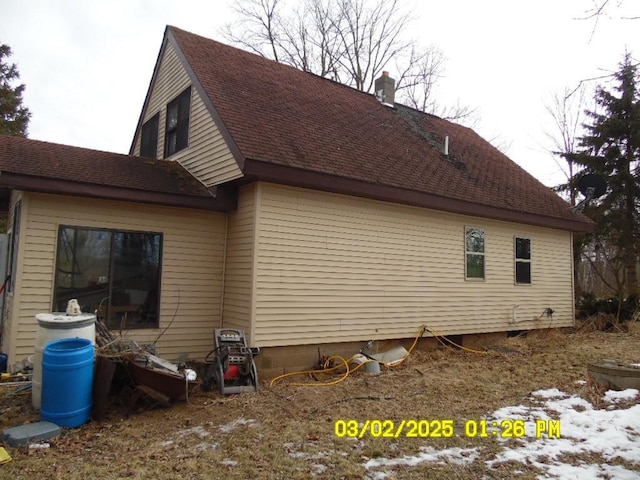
{"left": 32, "top": 313, "right": 96, "bottom": 409}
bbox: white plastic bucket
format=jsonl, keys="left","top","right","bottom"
{"left": 32, "top": 313, "right": 96, "bottom": 409}
{"left": 364, "top": 360, "right": 381, "bottom": 375}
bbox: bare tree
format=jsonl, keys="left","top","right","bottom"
{"left": 222, "top": 0, "right": 475, "bottom": 122}
{"left": 543, "top": 85, "right": 589, "bottom": 206}
{"left": 223, "top": 0, "right": 283, "bottom": 60}
{"left": 584, "top": 240, "right": 626, "bottom": 296}
{"left": 542, "top": 84, "right": 592, "bottom": 299}
{"left": 280, "top": 0, "right": 343, "bottom": 77}
{"left": 333, "top": 0, "right": 411, "bottom": 92}
{"left": 579, "top": 0, "right": 639, "bottom": 41}
{"left": 394, "top": 44, "right": 442, "bottom": 112}
{"left": 582, "top": 0, "right": 639, "bottom": 20}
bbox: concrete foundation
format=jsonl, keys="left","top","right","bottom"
{"left": 255, "top": 330, "right": 507, "bottom": 380}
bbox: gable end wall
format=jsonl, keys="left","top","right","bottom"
{"left": 132, "top": 43, "right": 243, "bottom": 186}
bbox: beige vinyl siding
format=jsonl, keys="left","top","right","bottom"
{"left": 8, "top": 193, "right": 226, "bottom": 362}
{"left": 252, "top": 183, "right": 574, "bottom": 346}
{"left": 222, "top": 184, "right": 257, "bottom": 339}
{"left": 132, "top": 43, "right": 243, "bottom": 186}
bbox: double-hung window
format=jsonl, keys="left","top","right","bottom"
{"left": 53, "top": 226, "right": 162, "bottom": 330}
{"left": 515, "top": 237, "right": 531, "bottom": 284}
{"left": 465, "top": 227, "right": 485, "bottom": 280}
{"left": 165, "top": 87, "right": 191, "bottom": 157}
{"left": 140, "top": 113, "right": 159, "bottom": 159}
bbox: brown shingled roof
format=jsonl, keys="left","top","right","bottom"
{"left": 0, "top": 135, "right": 234, "bottom": 211}
{"left": 167, "top": 26, "right": 592, "bottom": 232}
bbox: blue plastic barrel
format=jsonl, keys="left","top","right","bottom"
{"left": 0, "top": 352, "right": 7, "bottom": 373}
{"left": 41, "top": 338, "right": 94, "bottom": 428}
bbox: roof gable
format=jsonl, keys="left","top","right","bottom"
{"left": 130, "top": 36, "right": 243, "bottom": 186}
{"left": 168, "top": 26, "right": 591, "bottom": 232}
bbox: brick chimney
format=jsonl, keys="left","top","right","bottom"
{"left": 375, "top": 71, "right": 395, "bottom": 106}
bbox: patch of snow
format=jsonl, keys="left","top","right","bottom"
{"left": 365, "top": 472, "right": 389, "bottom": 480}
{"left": 221, "top": 459, "right": 238, "bottom": 467}
{"left": 218, "top": 418, "right": 258, "bottom": 433}
{"left": 604, "top": 389, "right": 639, "bottom": 403}
{"left": 491, "top": 404, "right": 533, "bottom": 418}
{"left": 310, "top": 463, "right": 327, "bottom": 475}
{"left": 175, "top": 426, "right": 210, "bottom": 438}
{"left": 363, "top": 388, "right": 640, "bottom": 479}
{"left": 531, "top": 388, "right": 568, "bottom": 399}
{"left": 363, "top": 446, "right": 479, "bottom": 469}
{"left": 542, "top": 462, "right": 640, "bottom": 480}
{"left": 488, "top": 391, "right": 640, "bottom": 475}
{"left": 193, "top": 442, "right": 218, "bottom": 451}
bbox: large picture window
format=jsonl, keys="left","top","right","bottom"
{"left": 53, "top": 227, "right": 162, "bottom": 330}
{"left": 165, "top": 87, "right": 191, "bottom": 157}
{"left": 515, "top": 237, "right": 531, "bottom": 284}
{"left": 465, "top": 226, "right": 485, "bottom": 280}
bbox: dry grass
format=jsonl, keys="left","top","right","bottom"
{"left": 1, "top": 327, "right": 639, "bottom": 480}
{"left": 574, "top": 312, "right": 631, "bottom": 333}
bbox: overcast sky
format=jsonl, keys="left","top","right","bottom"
{"left": 2, "top": 1, "right": 638, "bottom": 188}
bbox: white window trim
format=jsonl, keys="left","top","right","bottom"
{"left": 465, "top": 226, "right": 486, "bottom": 281}
{"left": 514, "top": 236, "right": 532, "bottom": 285}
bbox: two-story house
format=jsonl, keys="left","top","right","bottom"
{"left": 0, "top": 26, "right": 592, "bottom": 375}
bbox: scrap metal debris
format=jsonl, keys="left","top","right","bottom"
{"left": 93, "top": 317, "right": 199, "bottom": 415}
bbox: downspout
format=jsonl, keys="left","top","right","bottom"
{"left": 219, "top": 213, "right": 229, "bottom": 328}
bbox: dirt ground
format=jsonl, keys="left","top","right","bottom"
{"left": 0, "top": 324, "right": 639, "bottom": 479}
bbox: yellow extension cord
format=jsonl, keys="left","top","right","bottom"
{"left": 269, "top": 324, "right": 488, "bottom": 387}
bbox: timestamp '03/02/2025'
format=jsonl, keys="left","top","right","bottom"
{"left": 334, "top": 419, "right": 561, "bottom": 439}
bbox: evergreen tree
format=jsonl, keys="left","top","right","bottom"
{"left": 0, "top": 43, "right": 31, "bottom": 137}
{"left": 568, "top": 53, "right": 640, "bottom": 295}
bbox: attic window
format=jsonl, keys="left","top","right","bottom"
{"left": 165, "top": 86, "right": 191, "bottom": 157}
{"left": 140, "top": 113, "right": 159, "bottom": 159}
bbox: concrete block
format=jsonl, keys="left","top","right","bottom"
{"left": 1, "top": 421, "right": 61, "bottom": 447}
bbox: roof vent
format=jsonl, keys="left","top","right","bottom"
{"left": 375, "top": 71, "right": 395, "bottom": 107}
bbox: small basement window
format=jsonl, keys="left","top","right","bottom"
{"left": 165, "top": 86, "right": 191, "bottom": 157}
{"left": 465, "top": 226, "right": 485, "bottom": 280}
{"left": 515, "top": 237, "right": 531, "bottom": 284}
{"left": 53, "top": 226, "right": 162, "bottom": 330}
{"left": 140, "top": 113, "right": 159, "bottom": 159}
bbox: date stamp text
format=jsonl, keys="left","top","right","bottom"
{"left": 334, "top": 419, "right": 561, "bottom": 439}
